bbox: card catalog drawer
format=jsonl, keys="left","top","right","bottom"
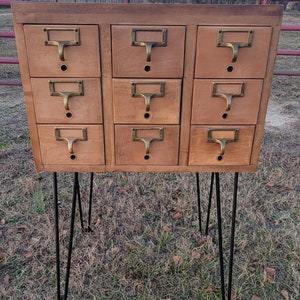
{"left": 191, "top": 79, "right": 263, "bottom": 124}
{"left": 113, "top": 79, "right": 181, "bottom": 124}
{"left": 115, "top": 125, "right": 179, "bottom": 165}
{"left": 38, "top": 125, "right": 105, "bottom": 165}
{"left": 195, "top": 26, "right": 272, "bottom": 78}
{"left": 189, "top": 126, "right": 255, "bottom": 166}
{"left": 24, "top": 25, "right": 100, "bottom": 77}
{"left": 31, "top": 78, "right": 103, "bottom": 124}
{"left": 112, "top": 26, "right": 185, "bottom": 78}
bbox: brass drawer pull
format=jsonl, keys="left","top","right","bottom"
{"left": 49, "top": 80, "right": 84, "bottom": 111}
{"left": 217, "top": 29, "right": 253, "bottom": 62}
{"left": 131, "top": 28, "right": 167, "bottom": 62}
{"left": 44, "top": 27, "right": 80, "bottom": 61}
{"left": 208, "top": 128, "right": 239, "bottom": 159}
{"left": 131, "top": 82, "right": 165, "bottom": 112}
{"left": 55, "top": 127, "right": 87, "bottom": 157}
{"left": 132, "top": 127, "right": 164, "bottom": 158}
{"left": 212, "top": 82, "right": 245, "bottom": 111}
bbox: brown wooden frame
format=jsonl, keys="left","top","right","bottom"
{"left": 12, "top": 3, "right": 283, "bottom": 172}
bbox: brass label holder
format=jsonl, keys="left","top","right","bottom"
{"left": 49, "top": 80, "right": 84, "bottom": 111}
{"left": 55, "top": 127, "right": 87, "bottom": 157}
{"left": 212, "top": 82, "right": 245, "bottom": 111}
{"left": 132, "top": 127, "right": 164, "bottom": 158}
{"left": 217, "top": 29, "right": 253, "bottom": 62}
{"left": 207, "top": 128, "right": 239, "bottom": 158}
{"left": 44, "top": 27, "right": 80, "bottom": 61}
{"left": 131, "top": 82, "right": 165, "bottom": 112}
{"left": 131, "top": 28, "right": 167, "bottom": 62}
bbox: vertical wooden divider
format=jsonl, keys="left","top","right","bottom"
{"left": 179, "top": 25, "right": 197, "bottom": 166}
{"left": 100, "top": 23, "right": 114, "bottom": 167}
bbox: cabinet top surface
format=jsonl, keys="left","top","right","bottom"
{"left": 12, "top": 2, "right": 283, "bottom": 26}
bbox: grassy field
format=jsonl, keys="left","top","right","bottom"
{"left": 0, "top": 5, "right": 299, "bottom": 300}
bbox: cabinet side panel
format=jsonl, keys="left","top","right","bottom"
{"left": 12, "top": 21, "right": 43, "bottom": 171}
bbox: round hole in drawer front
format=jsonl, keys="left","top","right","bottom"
{"left": 70, "top": 154, "right": 76, "bottom": 160}
{"left": 144, "top": 65, "right": 151, "bottom": 72}
{"left": 217, "top": 155, "right": 223, "bottom": 161}
{"left": 227, "top": 65, "right": 234, "bottom": 72}
{"left": 222, "top": 113, "right": 228, "bottom": 119}
{"left": 144, "top": 113, "right": 150, "bottom": 119}
{"left": 61, "top": 64, "right": 68, "bottom": 72}
{"left": 65, "top": 112, "right": 73, "bottom": 118}
{"left": 144, "top": 155, "right": 150, "bottom": 160}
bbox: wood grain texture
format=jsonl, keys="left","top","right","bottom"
{"left": 189, "top": 126, "right": 255, "bottom": 166}
{"left": 195, "top": 26, "right": 272, "bottom": 79}
{"left": 191, "top": 79, "right": 263, "bottom": 125}
{"left": 31, "top": 78, "right": 103, "bottom": 124}
{"left": 113, "top": 79, "right": 181, "bottom": 124}
{"left": 24, "top": 25, "right": 100, "bottom": 77}
{"left": 112, "top": 25, "right": 185, "bottom": 78}
{"left": 38, "top": 125, "right": 105, "bottom": 165}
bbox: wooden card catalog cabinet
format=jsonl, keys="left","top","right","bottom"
{"left": 12, "top": 3, "right": 282, "bottom": 173}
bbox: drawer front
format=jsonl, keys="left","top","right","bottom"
{"left": 38, "top": 125, "right": 105, "bottom": 165}
{"left": 189, "top": 126, "right": 255, "bottom": 166}
{"left": 113, "top": 79, "right": 181, "bottom": 124}
{"left": 112, "top": 26, "right": 185, "bottom": 78}
{"left": 31, "top": 78, "right": 103, "bottom": 124}
{"left": 195, "top": 26, "right": 272, "bottom": 78}
{"left": 115, "top": 125, "right": 179, "bottom": 165}
{"left": 191, "top": 79, "right": 263, "bottom": 124}
{"left": 24, "top": 25, "right": 100, "bottom": 77}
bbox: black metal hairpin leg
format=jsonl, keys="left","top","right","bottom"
{"left": 196, "top": 172, "right": 214, "bottom": 235}
{"left": 197, "top": 172, "right": 239, "bottom": 300}
{"left": 76, "top": 172, "right": 94, "bottom": 232}
{"left": 63, "top": 172, "right": 79, "bottom": 299}
{"left": 87, "top": 172, "right": 94, "bottom": 232}
{"left": 205, "top": 172, "right": 214, "bottom": 235}
{"left": 75, "top": 173, "right": 84, "bottom": 230}
{"left": 227, "top": 172, "right": 239, "bottom": 300}
{"left": 53, "top": 172, "right": 94, "bottom": 300}
{"left": 53, "top": 172, "right": 61, "bottom": 300}
{"left": 196, "top": 173, "right": 202, "bottom": 233}
{"left": 215, "top": 172, "right": 226, "bottom": 300}
{"left": 215, "top": 172, "right": 239, "bottom": 300}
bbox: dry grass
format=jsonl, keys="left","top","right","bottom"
{"left": 1, "top": 6, "right": 299, "bottom": 300}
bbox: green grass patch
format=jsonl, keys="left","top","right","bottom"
{"left": 32, "top": 187, "right": 45, "bottom": 215}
